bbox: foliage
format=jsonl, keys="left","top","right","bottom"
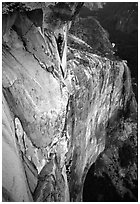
{"left": 84, "top": 2, "right": 106, "bottom": 11}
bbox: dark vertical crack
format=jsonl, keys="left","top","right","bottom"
{"left": 55, "top": 33, "right": 65, "bottom": 60}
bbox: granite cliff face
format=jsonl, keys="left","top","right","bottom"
{"left": 79, "top": 2, "right": 138, "bottom": 100}
{"left": 2, "top": 3, "right": 137, "bottom": 202}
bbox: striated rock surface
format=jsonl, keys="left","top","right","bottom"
{"left": 2, "top": 2, "right": 137, "bottom": 202}
{"left": 69, "top": 16, "right": 114, "bottom": 57}
{"left": 95, "top": 2, "right": 138, "bottom": 100}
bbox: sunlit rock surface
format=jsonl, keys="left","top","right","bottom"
{"left": 2, "top": 3, "right": 137, "bottom": 202}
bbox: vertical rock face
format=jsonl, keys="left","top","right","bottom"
{"left": 2, "top": 2, "right": 137, "bottom": 202}
{"left": 69, "top": 17, "right": 114, "bottom": 57}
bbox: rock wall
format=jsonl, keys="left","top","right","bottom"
{"left": 2, "top": 3, "right": 137, "bottom": 202}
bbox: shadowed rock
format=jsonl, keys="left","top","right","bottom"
{"left": 2, "top": 2, "right": 137, "bottom": 202}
